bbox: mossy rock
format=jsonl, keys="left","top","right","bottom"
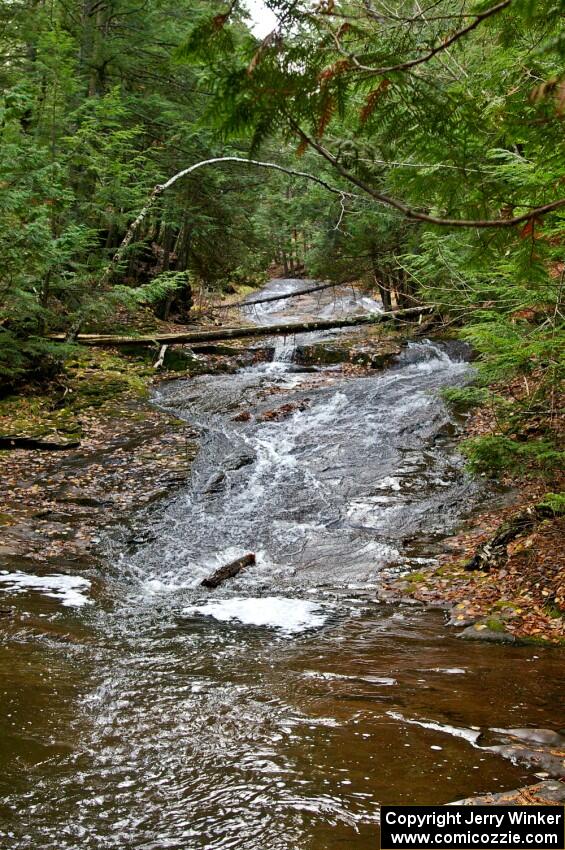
{"left": 458, "top": 621, "right": 516, "bottom": 643}
{"left": 536, "top": 493, "right": 565, "bottom": 516}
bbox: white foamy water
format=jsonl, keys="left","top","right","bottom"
{"left": 386, "top": 711, "right": 482, "bottom": 745}
{"left": 184, "top": 596, "right": 328, "bottom": 634}
{"left": 0, "top": 570, "right": 92, "bottom": 607}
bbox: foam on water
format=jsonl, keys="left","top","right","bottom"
{"left": 5, "top": 279, "right": 565, "bottom": 850}
{"left": 184, "top": 596, "right": 328, "bottom": 634}
{"left": 0, "top": 570, "right": 92, "bottom": 607}
{"left": 386, "top": 711, "right": 482, "bottom": 745}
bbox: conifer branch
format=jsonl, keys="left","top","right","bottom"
{"left": 292, "top": 124, "right": 565, "bottom": 229}
{"left": 327, "top": 0, "right": 513, "bottom": 76}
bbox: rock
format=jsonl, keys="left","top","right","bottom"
{"left": 295, "top": 342, "right": 350, "bottom": 366}
{"left": 257, "top": 399, "right": 311, "bottom": 422}
{"left": 478, "top": 728, "right": 565, "bottom": 779}
{"left": 447, "top": 609, "right": 477, "bottom": 627}
{"left": 450, "top": 779, "right": 565, "bottom": 806}
{"left": 224, "top": 453, "right": 255, "bottom": 470}
{"left": 457, "top": 623, "right": 517, "bottom": 643}
{"left": 201, "top": 471, "right": 226, "bottom": 493}
{"left": 485, "top": 744, "right": 565, "bottom": 778}
{"left": 491, "top": 728, "right": 565, "bottom": 748}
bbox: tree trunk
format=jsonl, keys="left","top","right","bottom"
{"left": 51, "top": 305, "right": 433, "bottom": 347}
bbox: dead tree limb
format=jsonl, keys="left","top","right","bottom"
{"left": 65, "top": 157, "right": 359, "bottom": 342}
{"left": 102, "top": 159, "right": 355, "bottom": 295}
{"left": 209, "top": 279, "right": 356, "bottom": 312}
{"left": 201, "top": 553, "right": 256, "bottom": 589}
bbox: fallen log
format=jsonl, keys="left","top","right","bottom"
{"left": 201, "top": 553, "right": 256, "bottom": 589}
{"left": 49, "top": 305, "right": 433, "bottom": 348}
{"left": 211, "top": 280, "right": 357, "bottom": 311}
{"left": 0, "top": 435, "right": 81, "bottom": 451}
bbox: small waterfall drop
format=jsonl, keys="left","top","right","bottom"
{"left": 273, "top": 334, "right": 296, "bottom": 364}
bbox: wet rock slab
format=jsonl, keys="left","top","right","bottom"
{"left": 295, "top": 339, "right": 401, "bottom": 368}
{"left": 451, "top": 779, "right": 565, "bottom": 806}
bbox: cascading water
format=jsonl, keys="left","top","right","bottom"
{"left": 140, "top": 337, "right": 474, "bottom": 594}
{"left": 272, "top": 334, "right": 296, "bottom": 365}
{"left": 1, "top": 280, "right": 563, "bottom": 850}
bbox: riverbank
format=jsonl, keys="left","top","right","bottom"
{"left": 2, "top": 283, "right": 564, "bottom": 843}
{"left": 1, "top": 318, "right": 562, "bottom": 646}
{"left": 380, "top": 392, "right": 564, "bottom": 646}
{"left": 381, "top": 491, "right": 564, "bottom": 645}
{"left": 0, "top": 348, "right": 193, "bottom": 572}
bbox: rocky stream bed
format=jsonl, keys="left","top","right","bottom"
{"left": 0, "top": 279, "right": 563, "bottom": 850}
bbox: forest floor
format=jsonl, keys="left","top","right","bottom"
{"left": 0, "top": 302, "right": 563, "bottom": 645}
{"left": 381, "top": 389, "right": 564, "bottom": 646}
{"left": 0, "top": 347, "right": 194, "bottom": 571}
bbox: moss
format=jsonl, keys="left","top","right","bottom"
{"left": 434, "top": 562, "right": 462, "bottom": 576}
{"left": 519, "top": 634, "right": 565, "bottom": 647}
{"left": 484, "top": 617, "right": 507, "bottom": 633}
{"left": 536, "top": 492, "right": 565, "bottom": 516}
{"left": 406, "top": 571, "right": 426, "bottom": 583}
{"left": 72, "top": 374, "right": 148, "bottom": 409}
{"left": 0, "top": 349, "right": 153, "bottom": 440}
{"left": 543, "top": 603, "right": 563, "bottom": 620}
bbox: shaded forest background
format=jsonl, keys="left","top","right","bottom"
{"left": 0, "top": 0, "right": 563, "bottom": 475}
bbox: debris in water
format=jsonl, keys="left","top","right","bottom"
{"left": 201, "top": 553, "right": 256, "bottom": 589}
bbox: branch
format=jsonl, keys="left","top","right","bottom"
{"left": 105, "top": 157, "right": 355, "bottom": 286}
{"left": 341, "top": 0, "right": 513, "bottom": 76}
{"left": 63, "top": 156, "right": 357, "bottom": 341}
{"left": 293, "top": 124, "right": 565, "bottom": 228}
{"left": 209, "top": 279, "right": 355, "bottom": 311}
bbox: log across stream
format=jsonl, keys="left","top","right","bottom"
{"left": 0, "top": 280, "right": 563, "bottom": 850}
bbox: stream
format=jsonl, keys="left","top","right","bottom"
{"left": 1, "top": 280, "right": 563, "bottom": 850}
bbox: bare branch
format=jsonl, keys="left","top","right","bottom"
{"left": 292, "top": 123, "right": 565, "bottom": 229}
{"left": 106, "top": 157, "right": 355, "bottom": 285}
{"left": 209, "top": 279, "right": 351, "bottom": 312}
{"left": 333, "top": 0, "right": 512, "bottom": 76}
{"left": 66, "top": 156, "right": 356, "bottom": 341}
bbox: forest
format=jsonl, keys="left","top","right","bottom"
{"left": 0, "top": 0, "right": 564, "bottom": 847}
{"left": 1, "top": 0, "right": 563, "bottom": 474}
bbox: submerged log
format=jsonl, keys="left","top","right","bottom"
{"left": 49, "top": 305, "right": 433, "bottom": 348}
{"left": 201, "top": 553, "right": 256, "bottom": 589}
